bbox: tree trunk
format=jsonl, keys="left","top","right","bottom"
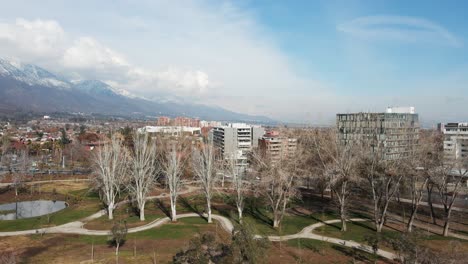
{"left": 115, "top": 243, "right": 119, "bottom": 256}
{"left": 237, "top": 206, "right": 243, "bottom": 223}
{"left": 443, "top": 209, "right": 452, "bottom": 237}
{"left": 273, "top": 215, "right": 280, "bottom": 228}
{"left": 139, "top": 202, "right": 146, "bottom": 221}
{"left": 207, "top": 199, "right": 212, "bottom": 223}
{"left": 108, "top": 203, "right": 114, "bottom": 220}
{"left": 170, "top": 197, "right": 177, "bottom": 222}
{"left": 427, "top": 184, "right": 437, "bottom": 224}
{"left": 407, "top": 209, "right": 417, "bottom": 233}
{"left": 340, "top": 205, "right": 347, "bottom": 232}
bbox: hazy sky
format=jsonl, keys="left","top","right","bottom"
{"left": 0, "top": 0, "right": 467, "bottom": 124}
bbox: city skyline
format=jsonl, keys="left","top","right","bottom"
{"left": 0, "top": 1, "right": 467, "bottom": 124}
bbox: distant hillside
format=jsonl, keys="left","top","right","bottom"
{"left": 0, "top": 58, "right": 274, "bottom": 123}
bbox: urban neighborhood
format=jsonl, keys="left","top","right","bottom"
{"left": 0, "top": 1, "right": 467, "bottom": 264}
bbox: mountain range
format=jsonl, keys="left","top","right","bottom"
{"left": 0, "top": 58, "right": 273, "bottom": 122}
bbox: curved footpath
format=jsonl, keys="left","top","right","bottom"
{"left": 0, "top": 184, "right": 398, "bottom": 260}
{"left": 0, "top": 214, "right": 397, "bottom": 261}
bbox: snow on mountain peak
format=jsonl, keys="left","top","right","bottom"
{"left": 0, "top": 58, "right": 70, "bottom": 89}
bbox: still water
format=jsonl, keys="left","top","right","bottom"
{"left": 0, "top": 200, "right": 67, "bottom": 220}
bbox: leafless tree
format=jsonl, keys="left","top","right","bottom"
{"left": 109, "top": 220, "right": 128, "bottom": 259}
{"left": 297, "top": 130, "right": 329, "bottom": 198}
{"left": 313, "top": 130, "right": 360, "bottom": 232}
{"left": 252, "top": 151, "right": 299, "bottom": 228}
{"left": 128, "top": 132, "right": 158, "bottom": 221}
{"left": 404, "top": 133, "right": 437, "bottom": 232}
{"left": 12, "top": 150, "right": 29, "bottom": 196}
{"left": 93, "top": 135, "right": 129, "bottom": 220}
{"left": 224, "top": 153, "right": 247, "bottom": 222}
{"left": 0, "top": 134, "right": 11, "bottom": 173}
{"left": 192, "top": 140, "right": 218, "bottom": 223}
{"left": 161, "top": 142, "right": 185, "bottom": 222}
{"left": 359, "top": 149, "right": 404, "bottom": 233}
{"left": 430, "top": 157, "right": 468, "bottom": 236}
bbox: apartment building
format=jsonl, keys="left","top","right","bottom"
{"left": 157, "top": 116, "right": 171, "bottom": 126}
{"left": 336, "top": 107, "right": 420, "bottom": 159}
{"left": 258, "top": 131, "right": 297, "bottom": 162}
{"left": 438, "top": 123, "right": 468, "bottom": 161}
{"left": 138, "top": 126, "right": 201, "bottom": 136}
{"left": 212, "top": 123, "right": 265, "bottom": 165}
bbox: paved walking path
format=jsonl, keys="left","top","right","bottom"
{"left": 0, "top": 178, "right": 90, "bottom": 187}
{"left": 252, "top": 218, "right": 398, "bottom": 260}
{"left": 0, "top": 209, "right": 396, "bottom": 261}
{"left": 0, "top": 184, "right": 417, "bottom": 261}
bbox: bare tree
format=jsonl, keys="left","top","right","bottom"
{"left": 431, "top": 157, "right": 468, "bottom": 236}
{"left": 297, "top": 130, "right": 329, "bottom": 198}
{"left": 359, "top": 150, "right": 403, "bottom": 233}
{"left": 404, "top": 133, "right": 437, "bottom": 232}
{"left": 224, "top": 154, "right": 246, "bottom": 222}
{"left": 93, "top": 135, "right": 129, "bottom": 220}
{"left": 192, "top": 141, "right": 218, "bottom": 223}
{"left": 162, "top": 142, "right": 185, "bottom": 222}
{"left": 109, "top": 220, "right": 128, "bottom": 259}
{"left": 313, "top": 130, "right": 360, "bottom": 232}
{"left": 252, "top": 151, "right": 299, "bottom": 228}
{"left": 12, "top": 150, "right": 29, "bottom": 196}
{"left": 0, "top": 134, "right": 11, "bottom": 173}
{"left": 128, "top": 132, "right": 158, "bottom": 221}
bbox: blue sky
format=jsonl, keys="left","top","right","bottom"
{"left": 0, "top": 0, "right": 466, "bottom": 124}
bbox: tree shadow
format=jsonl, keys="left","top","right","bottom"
{"left": 353, "top": 220, "right": 376, "bottom": 232}
{"left": 245, "top": 205, "right": 273, "bottom": 227}
{"left": 330, "top": 245, "right": 387, "bottom": 263}
{"left": 180, "top": 196, "right": 207, "bottom": 221}
{"left": 155, "top": 199, "right": 171, "bottom": 218}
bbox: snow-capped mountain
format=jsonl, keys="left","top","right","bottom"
{"left": 72, "top": 79, "right": 141, "bottom": 99}
{"left": 0, "top": 58, "right": 273, "bottom": 122}
{"left": 0, "top": 58, "right": 71, "bottom": 89}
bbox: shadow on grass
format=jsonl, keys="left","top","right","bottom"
{"left": 179, "top": 196, "right": 207, "bottom": 221}
{"left": 353, "top": 220, "right": 376, "bottom": 232}
{"left": 330, "top": 244, "right": 387, "bottom": 263}
{"left": 245, "top": 205, "right": 273, "bottom": 227}
{"left": 155, "top": 199, "right": 171, "bottom": 219}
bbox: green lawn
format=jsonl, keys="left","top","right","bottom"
{"left": 314, "top": 220, "right": 399, "bottom": 243}
{"left": 242, "top": 212, "right": 318, "bottom": 236}
{"left": 0, "top": 188, "right": 102, "bottom": 232}
{"left": 287, "top": 238, "right": 390, "bottom": 263}
{"left": 127, "top": 217, "right": 217, "bottom": 240}
{"left": 63, "top": 217, "right": 219, "bottom": 246}
{"left": 84, "top": 202, "right": 165, "bottom": 230}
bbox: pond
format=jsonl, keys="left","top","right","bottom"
{"left": 0, "top": 200, "right": 68, "bottom": 220}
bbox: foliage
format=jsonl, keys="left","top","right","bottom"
{"left": 172, "top": 232, "right": 229, "bottom": 264}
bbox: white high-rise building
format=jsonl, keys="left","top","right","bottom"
{"left": 212, "top": 123, "right": 265, "bottom": 166}
{"left": 438, "top": 123, "right": 468, "bottom": 161}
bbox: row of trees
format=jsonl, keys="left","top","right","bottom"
{"left": 93, "top": 131, "right": 298, "bottom": 230}
{"left": 93, "top": 128, "right": 467, "bottom": 238}
{"left": 302, "top": 129, "right": 467, "bottom": 236}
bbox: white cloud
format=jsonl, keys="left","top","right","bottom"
{"left": 62, "top": 37, "right": 129, "bottom": 69}
{"left": 0, "top": 1, "right": 330, "bottom": 122}
{"left": 337, "top": 15, "right": 461, "bottom": 47}
{"left": 0, "top": 18, "right": 213, "bottom": 96}
{"left": 0, "top": 18, "right": 66, "bottom": 60}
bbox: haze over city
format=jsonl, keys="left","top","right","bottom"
{"left": 0, "top": 0, "right": 466, "bottom": 124}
